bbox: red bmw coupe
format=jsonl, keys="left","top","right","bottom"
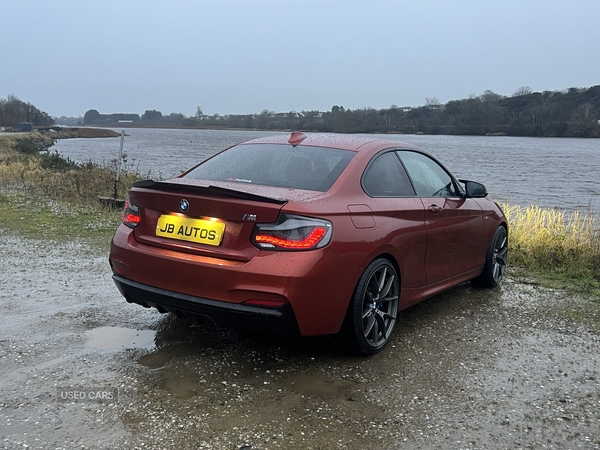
{"left": 109, "top": 132, "right": 507, "bottom": 354}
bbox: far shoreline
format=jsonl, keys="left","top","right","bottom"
{"left": 53, "top": 124, "right": 600, "bottom": 139}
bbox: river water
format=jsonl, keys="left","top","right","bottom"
{"left": 50, "top": 128, "right": 600, "bottom": 214}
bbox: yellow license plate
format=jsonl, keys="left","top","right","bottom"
{"left": 156, "top": 215, "right": 225, "bottom": 246}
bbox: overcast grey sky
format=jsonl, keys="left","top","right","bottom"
{"left": 2, "top": 0, "right": 599, "bottom": 117}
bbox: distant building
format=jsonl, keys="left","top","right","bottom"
{"left": 18, "top": 122, "right": 33, "bottom": 132}
{"left": 54, "top": 116, "right": 84, "bottom": 126}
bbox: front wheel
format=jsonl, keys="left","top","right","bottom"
{"left": 343, "top": 258, "right": 399, "bottom": 355}
{"left": 471, "top": 226, "right": 508, "bottom": 288}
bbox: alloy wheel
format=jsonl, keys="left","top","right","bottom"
{"left": 492, "top": 228, "right": 508, "bottom": 284}
{"left": 361, "top": 264, "right": 399, "bottom": 349}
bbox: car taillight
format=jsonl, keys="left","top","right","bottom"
{"left": 122, "top": 197, "right": 141, "bottom": 228}
{"left": 251, "top": 214, "right": 332, "bottom": 251}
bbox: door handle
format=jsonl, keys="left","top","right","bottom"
{"left": 428, "top": 204, "right": 442, "bottom": 214}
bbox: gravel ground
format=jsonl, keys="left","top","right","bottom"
{"left": 1, "top": 229, "right": 599, "bottom": 450}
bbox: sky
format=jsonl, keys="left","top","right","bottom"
{"left": 2, "top": 0, "right": 599, "bottom": 118}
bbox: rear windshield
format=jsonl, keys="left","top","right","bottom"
{"left": 184, "top": 144, "right": 355, "bottom": 192}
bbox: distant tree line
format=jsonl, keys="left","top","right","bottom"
{"left": 83, "top": 84, "right": 599, "bottom": 137}
{"left": 0, "top": 94, "right": 54, "bottom": 128}
{"left": 83, "top": 109, "right": 141, "bottom": 125}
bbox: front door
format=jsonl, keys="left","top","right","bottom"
{"left": 398, "top": 151, "right": 483, "bottom": 285}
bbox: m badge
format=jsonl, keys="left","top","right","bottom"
{"left": 242, "top": 214, "right": 257, "bottom": 221}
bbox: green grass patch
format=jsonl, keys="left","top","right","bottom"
{"left": 509, "top": 265, "right": 600, "bottom": 299}
{"left": 0, "top": 190, "right": 121, "bottom": 241}
{"left": 0, "top": 133, "right": 141, "bottom": 248}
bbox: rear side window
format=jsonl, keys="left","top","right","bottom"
{"left": 362, "top": 152, "right": 415, "bottom": 197}
{"left": 184, "top": 144, "right": 354, "bottom": 192}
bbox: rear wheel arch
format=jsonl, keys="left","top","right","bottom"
{"left": 377, "top": 253, "right": 401, "bottom": 284}
{"left": 358, "top": 252, "right": 403, "bottom": 303}
{"left": 355, "top": 252, "right": 402, "bottom": 295}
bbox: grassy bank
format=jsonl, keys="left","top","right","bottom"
{"left": 49, "top": 127, "right": 122, "bottom": 139}
{"left": 0, "top": 132, "right": 140, "bottom": 203}
{"left": 0, "top": 132, "right": 142, "bottom": 240}
{"left": 1, "top": 132, "right": 599, "bottom": 296}
{"left": 503, "top": 204, "right": 600, "bottom": 295}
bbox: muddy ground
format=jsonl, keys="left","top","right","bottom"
{"left": 1, "top": 228, "right": 599, "bottom": 450}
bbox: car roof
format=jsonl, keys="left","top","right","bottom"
{"left": 240, "top": 132, "right": 421, "bottom": 153}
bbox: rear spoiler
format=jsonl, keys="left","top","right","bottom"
{"left": 132, "top": 179, "right": 288, "bottom": 205}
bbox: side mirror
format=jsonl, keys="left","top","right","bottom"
{"left": 459, "top": 180, "right": 488, "bottom": 198}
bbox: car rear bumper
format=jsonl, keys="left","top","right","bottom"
{"left": 109, "top": 224, "right": 365, "bottom": 336}
{"left": 113, "top": 274, "right": 300, "bottom": 334}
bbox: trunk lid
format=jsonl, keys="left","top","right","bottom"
{"left": 129, "top": 180, "right": 291, "bottom": 262}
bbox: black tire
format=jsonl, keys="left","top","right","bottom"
{"left": 343, "top": 258, "right": 399, "bottom": 355}
{"left": 471, "top": 226, "right": 508, "bottom": 288}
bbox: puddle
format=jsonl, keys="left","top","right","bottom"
{"left": 279, "top": 373, "right": 354, "bottom": 398}
{"left": 138, "top": 348, "right": 174, "bottom": 368}
{"left": 161, "top": 376, "right": 202, "bottom": 399}
{"left": 85, "top": 326, "right": 156, "bottom": 351}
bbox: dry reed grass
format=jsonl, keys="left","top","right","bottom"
{"left": 0, "top": 133, "right": 142, "bottom": 203}
{"left": 502, "top": 203, "right": 600, "bottom": 281}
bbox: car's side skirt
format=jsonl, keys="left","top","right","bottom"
{"left": 399, "top": 266, "right": 484, "bottom": 310}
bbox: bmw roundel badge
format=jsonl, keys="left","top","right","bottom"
{"left": 179, "top": 199, "right": 189, "bottom": 212}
